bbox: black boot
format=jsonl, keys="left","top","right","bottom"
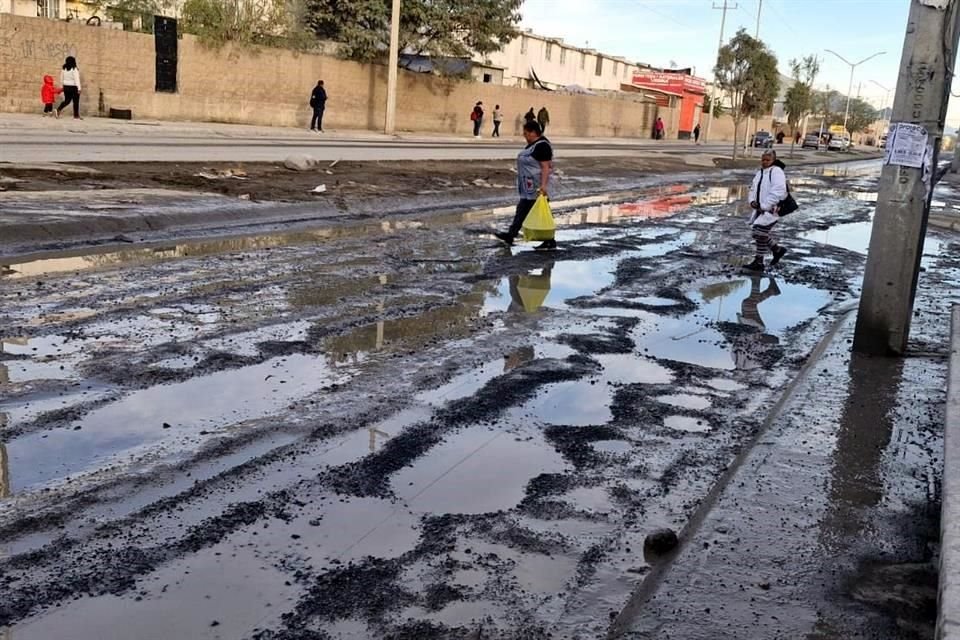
{"left": 770, "top": 246, "right": 787, "bottom": 266}
{"left": 743, "top": 257, "right": 764, "bottom": 273}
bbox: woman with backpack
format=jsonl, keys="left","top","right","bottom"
{"left": 471, "top": 102, "right": 484, "bottom": 138}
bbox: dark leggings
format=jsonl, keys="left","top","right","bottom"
{"left": 58, "top": 85, "right": 80, "bottom": 118}
{"left": 507, "top": 198, "right": 537, "bottom": 239}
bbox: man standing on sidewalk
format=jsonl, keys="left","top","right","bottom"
{"left": 310, "top": 80, "right": 327, "bottom": 132}
{"left": 494, "top": 121, "right": 556, "bottom": 251}
{"left": 537, "top": 106, "right": 550, "bottom": 134}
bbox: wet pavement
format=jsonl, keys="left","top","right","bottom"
{"left": 0, "top": 159, "right": 955, "bottom": 638}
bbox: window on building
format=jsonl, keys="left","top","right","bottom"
{"left": 560, "top": 48, "right": 566, "bottom": 65}
{"left": 581, "top": 52, "right": 586, "bottom": 70}
{"left": 545, "top": 42, "right": 552, "bottom": 61}
{"left": 483, "top": 73, "right": 492, "bottom": 83}
{"left": 595, "top": 56, "right": 603, "bottom": 76}
{"left": 521, "top": 36, "right": 528, "bottom": 54}
{"left": 37, "top": 0, "right": 59, "bottom": 18}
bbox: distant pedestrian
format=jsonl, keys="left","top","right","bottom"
{"left": 524, "top": 107, "right": 536, "bottom": 125}
{"left": 492, "top": 104, "right": 503, "bottom": 137}
{"left": 744, "top": 149, "right": 788, "bottom": 273}
{"left": 55, "top": 56, "right": 81, "bottom": 120}
{"left": 794, "top": 131, "right": 801, "bottom": 145}
{"left": 776, "top": 130, "right": 785, "bottom": 144}
{"left": 41, "top": 74, "right": 62, "bottom": 117}
{"left": 494, "top": 121, "right": 556, "bottom": 251}
{"left": 693, "top": 123, "right": 701, "bottom": 144}
{"left": 537, "top": 106, "right": 550, "bottom": 133}
{"left": 471, "top": 101, "right": 484, "bottom": 138}
{"left": 309, "top": 80, "right": 327, "bottom": 132}
{"left": 655, "top": 117, "right": 665, "bottom": 140}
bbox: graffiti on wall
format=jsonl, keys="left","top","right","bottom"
{"left": 2, "top": 36, "right": 76, "bottom": 61}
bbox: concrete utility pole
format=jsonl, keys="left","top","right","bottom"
{"left": 384, "top": 0, "right": 401, "bottom": 135}
{"left": 853, "top": 0, "right": 960, "bottom": 355}
{"left": 747, "top": 0, "right": 763, "bottom": 155}
{"left": 704, "top": 0, "right": 735, "bottom": 143}
{"left": 870, "top": 79, "right": 893, "bottom": 145}
{"left": 824, "top": 48, "right": 886, "bottom": 135}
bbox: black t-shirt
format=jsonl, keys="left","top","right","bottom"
{"left": 529, "top": 138, "right": 553, "bottom": 162}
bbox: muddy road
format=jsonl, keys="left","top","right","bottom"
{"left": 0, "top": 160, "right": 948, "bottom": 639}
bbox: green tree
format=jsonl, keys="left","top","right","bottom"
{"left": 845, "top": 97, "right": 878, "bottom": 135}
{"left": 713, "top": 29, "right": 780, "bottom": 160}
{"left": 180, "top": 0, "right": 307, "bottom": 48}
{"left": 784, "top": 54, "right": 820, "bottom": 156}
{"left": 304, "top": 0, "right": 522, "bottom": 67}
{"left": 702, "top": 95, "right": 725, "bottom": 118}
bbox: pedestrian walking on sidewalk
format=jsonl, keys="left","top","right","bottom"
{"left": 56, "top": 56, "right": 81, "bottom": 120}
{"left": 494, "top": 121, "right": 556, "bottom": 251}
{"left": 693, "top": 123, "right": 701, "bottom": 144}
{"left": 471, "top": 101, "right": 484, "bottom": 138}
{"left": 492, "top": 104, "right": 503, "bottom": 137}
{"left": 744, "top": 149, "right": 788, "bottom": 273}
{"left": 524, "top": 107, "right": 536, "bottom": 125}
{"left": 537, "top": 106, "right": 550, "bottom": 133}
{"left": 41, "top": 75, "right": 62, "bottom": 116}
{"left": 309, "top": 80, "right": 327, "bottom": 132}
{"left": 654, "top": 117, "right": 665, "bottom": 140}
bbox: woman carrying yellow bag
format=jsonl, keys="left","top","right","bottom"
{"left": 494, "top": 121, "right": 557, "bottom": 251}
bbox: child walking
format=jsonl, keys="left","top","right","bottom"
{"left": 41, "top": 75, "right": 62, "bottom": 116}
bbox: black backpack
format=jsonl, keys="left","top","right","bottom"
{"left": 757, "top": 165, "right": 798, "bottom": 215}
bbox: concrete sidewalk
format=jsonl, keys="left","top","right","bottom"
{"left": 0, "top": 112, "right": 703, "bottom": 147}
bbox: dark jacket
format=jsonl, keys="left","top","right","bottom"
{"left": 310, "top": 86, "right": 327, "bottom": 109}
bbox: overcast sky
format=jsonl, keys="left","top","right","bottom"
{"left": 520, "top": 0, "right": 960, "bottom": 126}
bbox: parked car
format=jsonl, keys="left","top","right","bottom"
{"left": 801, "top": 133, "right": 821, "bottom": 149}
{"left": 751, "top": 131, "right": 774, "bottom": 148}
{"left": 828, "top": 135, "right": 850, "bottom": 151}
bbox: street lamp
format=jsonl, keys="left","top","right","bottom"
{"left": 824, "top": 49, "right": 886, "bottom": 136}
{"left": 870, "top": 79, "right": 893, "bottom": 143}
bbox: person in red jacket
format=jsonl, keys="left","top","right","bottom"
{"left": 41, "top": 75, "right": 62, "bottom": 116}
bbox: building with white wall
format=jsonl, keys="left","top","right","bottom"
{"left": 476, "top": 29, "right": 644, "bottom": 92}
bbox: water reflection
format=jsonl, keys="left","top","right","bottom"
{"left": 1, "top": 412, "right": 9, "bottom": 499}
{"left": 820, "top": 354, "right": 902, "bottom": 550}
{"left": 731, "top": 275, "right": 782, "bottom": 370}
{"left": 508, "top": 262, "right": 553, "bottom": 313}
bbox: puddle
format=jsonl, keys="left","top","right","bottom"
{"left": 392, "top": 424, "right": 569, "bottom": 514}
{"left": 704, "top": 378, "right": 746, "bottom": 392}
{"left": 654, "top": 394, "right": 712, "bottom": 410}
{"left": 513, "top": 379, "right": 613, "bottom": 425}
{"left": 801, "top": 218, "right": 944, "bottom": 256}
{"left": 3, "top": 353, "right": 349, "bottom": 493}
{"left": 593, "top": 354, "right": 673, "bottom": 385}
{"left": 664, "top": 415, "right": 711, "bottom": 433}
{"left": 637, "top": 276, "right": 831, "bottom": 370}
{"left": 482, "top": 256, "right": 619, "bottom": 314}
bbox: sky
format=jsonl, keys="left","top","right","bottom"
{"left": 519, "top": 0, "right": 960, "bottom": 127}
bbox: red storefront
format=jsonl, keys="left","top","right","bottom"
{"left": 630, "top": 72, "right": 707, "bottom": 139}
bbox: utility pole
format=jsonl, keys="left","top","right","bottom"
{"left": 704, "top": 0, "right": 735, "bottom": 144}
{"left": 747, "top": 0, "right": 763, "bottom": 155}
{"left": 384, "top": 0, "right": 401, "bottom": 135}
{"left": 853, "top": 0, "right": 960, "bottom": 355}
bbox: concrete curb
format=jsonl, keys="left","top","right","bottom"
{"left": 940, "top": 305, "right": 960, "bottom": 639}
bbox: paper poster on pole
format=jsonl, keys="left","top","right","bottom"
{"left": 884, "top": 123, "right": 929, "bottom": 168}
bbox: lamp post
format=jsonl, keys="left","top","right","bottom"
{"left": 384, "top": 0, "right": 401, "bottom": 134}
{"left": 870, "top": 79, "right": 892, "bottom": 142}
{"left": 824, "top": 49, "right": 886, "bottom": 135}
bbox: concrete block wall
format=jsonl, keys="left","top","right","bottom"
{"left": 0, "top": 14, "right": 685, "bottom": 139}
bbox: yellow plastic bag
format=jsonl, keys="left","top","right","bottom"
{"left": 522, "top": 195, "right": 556, "bottom": 241}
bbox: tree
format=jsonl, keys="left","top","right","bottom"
{"left": 305, "top": 0, "right": 522, "bottom": 68}
{"left": 784, "top": 54, "right": 820, "bottom": 157}
{"left": 845, "top": 97, "right": 878, "bottom": 135}
{"left": 702, "top": 95, "right": 725, "bottom": 118}
{"left": 179, "top": 0, "right": 308, "bottom": 48}
{"left": 713, "top": 29, "right": 780, "bottom": 160}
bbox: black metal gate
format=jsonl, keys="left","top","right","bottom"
{"left": 154, "top": 16, "right": 178, "bottom": 93}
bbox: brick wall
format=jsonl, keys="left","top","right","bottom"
{"left": 0, "top": 14, "right": 679, "bottom": 139}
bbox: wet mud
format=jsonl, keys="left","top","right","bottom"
{"left": 0, "top": 159, "right": 939, "bottom": 638}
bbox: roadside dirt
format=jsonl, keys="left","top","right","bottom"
{"left": 0, "top": 155, "right": 826, "bottom": 204}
